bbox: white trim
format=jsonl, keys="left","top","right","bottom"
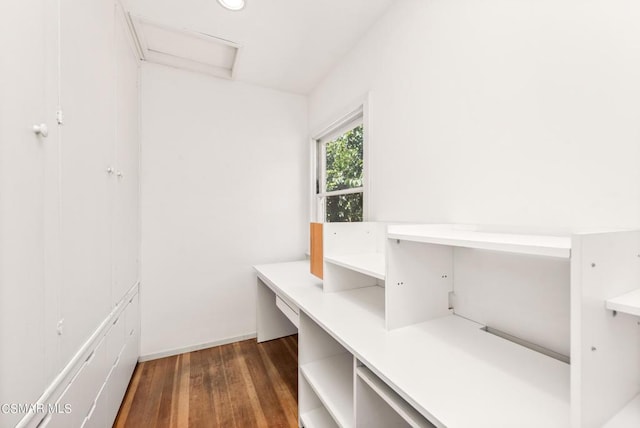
{"left": 138, "top": 332, "right": 258, "bottom": 362}
{"left": 317, "top": 115, "right": 363, "bottom": 144}
{"left": 116, "top": 6, "right": 142, "bottom": 64}
{"left": 311, "top": 93, "right": 371, "bottom": 223}
{"left": 128, "top": 14, "right": 242, "bottom": 80}
{"left": 318, "top": 186, "right": 364, "bottom": 198}
{"left": 311, "top": 94, "right": 368, "bottom": 140}
{"left": 362, "top": 92, "right": 372, "bottom": 221}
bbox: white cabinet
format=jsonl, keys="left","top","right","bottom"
{"left": 106, "top": 296, "right": 140, "bottom": 427}
{"left": 38, "top": 287, "right": 140, "bottom": 428}
{"left": 0, "top": 0, "right": 55, "bottom": 425}
{"left": 57, "top": 0, "right": 141, "bottom": 366}
{"left": 41, "top": 338, "right": 108, "bottom": 428}
{"left": 106, "top": 308, "right": 127, "bottom": 371}
{"left": 3, "top": 1, "right": 141, "bottom": 427}
{"left": 63, "top": 339, "right": 109, "bottom": 427}
{"left": 58, "top": 0, "right": 117, "bottom": 364}
{"left": 113, "top": 0, "right": 140, "bottom": 303}
{"left": 81, "top": 381, "right": 108, "bottom": 428}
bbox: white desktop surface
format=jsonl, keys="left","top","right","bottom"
{"left": 255, "top": 260, "right": 570, "bottom": 428}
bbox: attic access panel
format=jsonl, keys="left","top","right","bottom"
{"left": 129, "top": 15, "right": 241, "bottom": 79}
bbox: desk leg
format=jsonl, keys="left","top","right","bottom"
{"left": 256, "top": 278, "right": 298, "bottom": 343}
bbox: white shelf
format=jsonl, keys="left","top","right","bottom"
{"left": 606, "top": 288, "right": 640, "bottom": 317}
{"left": 357, "top": 366, "right": 434, "bottom": 428}
{"left": 324, "top": 252, "right": 385, "bottom": 280}
{"left": 300, "top": 353, "right": 354, "bottom": 428}
{"left": 387, "top": 224, "right": 571, "bottom": 258}
{"left": 301, "top": 407, "right": 339, "bottom": 428}
{"left": 604, "top": 394, "right": 640, "bottom": 427}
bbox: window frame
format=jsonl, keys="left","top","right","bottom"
{"left": 311, "top": 96, "right": 370, "bottom": 223}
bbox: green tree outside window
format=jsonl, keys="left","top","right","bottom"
{"left": 324, "top": 125, "right": 363, "bottom": 222}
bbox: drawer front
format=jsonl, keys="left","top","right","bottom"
{"left": 106, "top": 331, "right": 139, "bottom": 427}
{"left": 44, "top": 338, "right": 107, "bottom": 428}
{"left": 125, "top": 292, "right": 139, "bottom": 339}
{"left": 80, "top": 381, "right": 108, "bottom": 428}
{"left": 65, "top": 338, "right": 107, "bottom": 427}
{"left": 106, "top": 309, "right": 126, "bottom": 368}
{"left": 276, "top": 295, "right": 299, "bottom": 328}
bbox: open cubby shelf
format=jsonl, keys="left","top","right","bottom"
{"left": 356, "top": 364, "right": 435, "bottom": 428}
{"left": 300, "top": 353, "right": 354, "bottom": 428}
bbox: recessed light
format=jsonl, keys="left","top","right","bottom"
{"left": 217, "top": 0, "right": 245, "bottom": 11}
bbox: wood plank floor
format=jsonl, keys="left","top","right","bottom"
{"left": 114, "top": 335, "right": 298, "bottom": 428}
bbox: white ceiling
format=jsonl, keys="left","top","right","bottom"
{"left": 124, "top": 0, "right": 396, "bottom": 94}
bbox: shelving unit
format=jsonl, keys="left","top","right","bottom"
{"left": 256, "top": 225, "right": 640, "bottom": 428}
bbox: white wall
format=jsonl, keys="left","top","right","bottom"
{"left": 310, "top": 0, "right": 640, "bottom": 230}
{"left": 140, "top": 64, "right": 308, "bottom": 357}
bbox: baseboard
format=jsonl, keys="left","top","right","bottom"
{"left": 138, "top": 332, "right": 258, "bottom": 362}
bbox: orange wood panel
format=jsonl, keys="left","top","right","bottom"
{"left": 310, "top": 222, "right": 323, "bottom": 279}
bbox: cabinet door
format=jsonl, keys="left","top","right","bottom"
{"left": 58, "top": 0, "right": 115, "bottom": 363}
{"left": 0, "top": 0, "right": 52, "bottom": 426}
{"left": 113, "top": 4, "right": 140, "bottom": 303}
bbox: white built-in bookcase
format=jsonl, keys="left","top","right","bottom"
{"left": 304, "top": 222, "right": 640, "bottom": 428}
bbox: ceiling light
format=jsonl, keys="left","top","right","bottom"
{"left": 217, "top": 0, "right": 245, "bottom": 11}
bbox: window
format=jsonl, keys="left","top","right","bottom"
{"left": 315, "top": 109, "right": 365, "bottom": 222}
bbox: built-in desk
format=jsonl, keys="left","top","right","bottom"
{"left": 255, "top": 260, "right": 570, "bottom": 428}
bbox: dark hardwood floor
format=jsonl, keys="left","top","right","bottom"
{"left": 114, "top": 335, "right": 298, "bottom": 428}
